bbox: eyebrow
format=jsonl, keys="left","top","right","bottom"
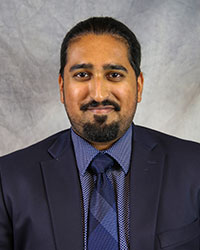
{"left": 69, "top": 63, "right": 128, "bottom": 73}
{"left": 103, "top": 64, "right": 128, "bottom": 73}
{"left": 69, "top": 63, "right": 93, "bottom": 72}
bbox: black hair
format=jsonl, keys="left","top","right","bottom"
{"left": 59, "top": 17, "right": 141, "bottom": 78}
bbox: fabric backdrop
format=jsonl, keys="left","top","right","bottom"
{"left": 0, "top": 0, "right": 200, "bottom": 156}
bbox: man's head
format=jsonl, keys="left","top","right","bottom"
{"left": 58, "top": 17, "right": 144, "bottom": 150}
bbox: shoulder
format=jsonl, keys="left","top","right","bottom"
{"left": 134, "top": 124, "right": 200, "bottom": 163}
{"left": 134, "top": 125, "right": 200, "bottom": 181}
{"left": 0, "top": 129, "right": 71, "bottom": 169}
{"left": 134, "top": 124, "right": 200, "bottom": 147}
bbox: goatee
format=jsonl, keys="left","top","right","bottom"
{"left": 83, "top": 119, "right": 120, "bottom": 142}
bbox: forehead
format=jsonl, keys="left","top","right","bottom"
{"left": 66, "top": 34, "right": 130, "bottom": 67}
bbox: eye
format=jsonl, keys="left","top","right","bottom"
{"left": 73, "top": 72, "right": 91, "bottom": 81}
{"left": 106, "top": 72, "right": 124, "bottom": 81}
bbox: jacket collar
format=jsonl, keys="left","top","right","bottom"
{"left": 47, "top": 130, "right": 70, "bottom": 159}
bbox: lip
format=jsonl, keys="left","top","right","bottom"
{"left": 87, "top": 106, "right": 115, "bottom": 114}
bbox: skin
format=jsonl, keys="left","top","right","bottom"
{"left": 58, "top": 34, "right": 144, "bottom": 150}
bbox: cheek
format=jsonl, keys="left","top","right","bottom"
{"left": 64, "top": 84, "right": 88, "bottom": 108}
{"left": 114, "top": 84, "right": 137, "bottom": 106}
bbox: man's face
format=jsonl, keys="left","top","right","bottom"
{"left": 58, "top": 34, "right": 143, "bottom": 147}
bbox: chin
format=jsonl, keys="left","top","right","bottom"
{"left": 82, "top": 121, "right": 120, "bottom": 143}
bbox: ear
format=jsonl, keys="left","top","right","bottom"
{"left": 137, "top": 72, "right": 144, "bottom": 103}
{"left": 58, "top": 74, "right": 64, "bottom": 104}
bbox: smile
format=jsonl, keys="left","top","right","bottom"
{"left": 87, "top": 106, "right": 115, "bottom": 114}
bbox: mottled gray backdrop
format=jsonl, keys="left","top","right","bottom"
{"left": 0, "top": 0, "right": 200, "bottom": 156}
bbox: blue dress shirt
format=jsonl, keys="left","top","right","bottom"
{"left": 71, "top": 124, "right": 133, "bottom": 250}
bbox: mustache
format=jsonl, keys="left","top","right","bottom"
{"left": 80, "top": 99, "right": 121, "bottom": 111}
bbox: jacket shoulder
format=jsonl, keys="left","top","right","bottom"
{"left": 0, "top": 129, "right": 71, "bottom": 168}
{"left": 135, "top": 123, "right": 200, "bottom": 165}
{"left": 134, "top": 125, "right": 200, "bottom": 158}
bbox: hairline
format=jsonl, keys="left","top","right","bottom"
{"left": 62, "top": 32, "right": 137, "bottom": 79}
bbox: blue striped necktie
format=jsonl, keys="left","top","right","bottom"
{"left": 88, "top": 153, "right": 119, "bottom": 250}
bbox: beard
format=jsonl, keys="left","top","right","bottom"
{"left": 63, "top": 92, "right": 137, "bottom": 143}
{"left": 82, "top": 115, "right": 120, "bottom": 142}
{"left": 65, "top": 107, "right": 121, "bottom": 142}
{"left": 65, "top": 109, "right": 136, "bottom": 144}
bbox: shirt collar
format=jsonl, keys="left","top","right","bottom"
{"left": 71, "top": 124, "right": 133, "bottom": 176}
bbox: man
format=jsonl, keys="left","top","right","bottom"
{"left": 0, "top": 17, "right": 200, "bottom": 250}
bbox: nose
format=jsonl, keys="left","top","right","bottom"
{"left": 89, "top": 75, "right": 110, "bottom": 102}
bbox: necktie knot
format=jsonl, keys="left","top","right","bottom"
{"left": 90, "top": 153, "right": 114, "bottom": 175}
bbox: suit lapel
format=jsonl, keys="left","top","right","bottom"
{"left": 41, "top": 131, "right": 83, "bottom": 250}
{"left": 130, "top": 126, "right": 165, "bottom": 250}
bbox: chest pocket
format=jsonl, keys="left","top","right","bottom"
{"left": 158, "top": 219, "right": 200, "bottom": 249}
